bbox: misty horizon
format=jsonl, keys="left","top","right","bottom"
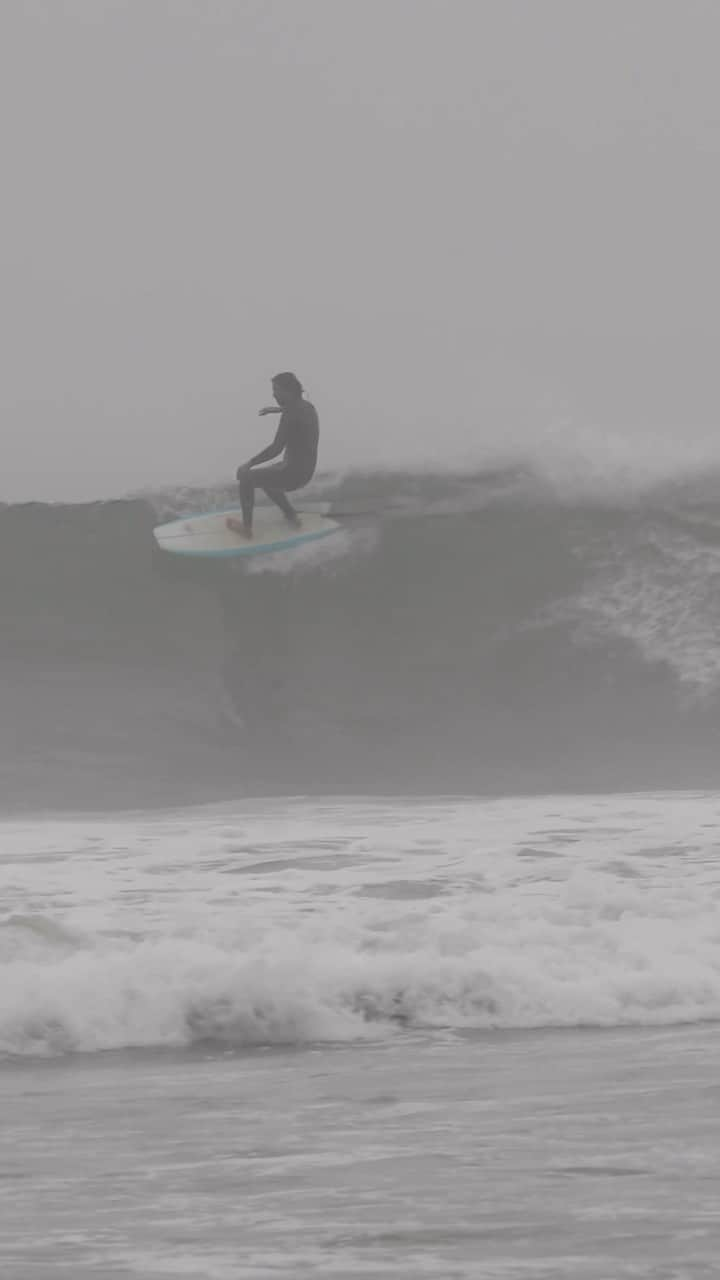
{"left": 3, "top": 0, "right": 720, "bottom": 500}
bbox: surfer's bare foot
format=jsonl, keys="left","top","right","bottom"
{"left": 286, "top": 514, "right": 302, "bottom": 529}
{"left": 226, "top": 516, "right": 252, "bottom": 539}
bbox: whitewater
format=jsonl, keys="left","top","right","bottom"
{"left": 3, "top": 460, "right": 720, "bottom": 1277}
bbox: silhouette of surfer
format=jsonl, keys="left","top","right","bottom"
{"left": 227, "top": 372, "right": 319, "bottom": 539}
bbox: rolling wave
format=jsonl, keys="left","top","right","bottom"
{"left": 3, "top": 791, "right": 720, "bottom": 1058}
{"left": 3, "top": 465, "right": 720, "bottom": 810}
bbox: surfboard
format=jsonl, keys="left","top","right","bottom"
{"left": 153, "top": 507, "right": 341, "bottom": 559}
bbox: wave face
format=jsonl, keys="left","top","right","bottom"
{"left": 3, "top": 465, "right": 720, "bottom": 810}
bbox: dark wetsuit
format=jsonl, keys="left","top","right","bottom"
{"left": 238, "top": 398, "right": 319, "bottom": 529}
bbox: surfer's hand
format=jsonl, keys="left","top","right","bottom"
{"left": 259, "top": 406, "right": 281, "bottom": 416}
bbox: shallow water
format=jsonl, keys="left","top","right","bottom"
{"left": 3, "top": 792, "right": 720, "bottom": 1276}
{"left": 3, "top": 1025, "right": 720, "bottom": 1278}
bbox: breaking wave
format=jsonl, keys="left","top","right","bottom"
{"left": 4, "top": 458, "right": 720, "bottom": 809}
{"left": 3, "top": 791, "right": 720, "bottom": 1058}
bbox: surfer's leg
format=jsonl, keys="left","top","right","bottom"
{"left": 249, "top": 464, "right": 303, "bottom": 527}
{"left": 237, "top": 470, "right": 256, "bottom": 535}
{"left": 263, "top": 487, "right": 301, "bottom": 527}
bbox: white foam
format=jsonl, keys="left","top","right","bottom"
{"left": 2, "top": 794, "right": 720, "bottom": 1057}
{"left": 245, "top": 526, "right": 362, "bottom": 576}
{"left": 474, "top": 420, "right": 720, "bottom": 504}
{"left": 558, "top": 523, "right": 720, "bottom": 691}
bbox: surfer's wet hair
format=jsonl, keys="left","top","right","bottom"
{"left": 272, "top": 372, "right": 304, "bottom": 396}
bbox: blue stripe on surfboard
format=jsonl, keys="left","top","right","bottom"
{"left": 154, "top": 525, "right": 340, "bottom": 558}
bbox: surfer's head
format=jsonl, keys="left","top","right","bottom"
{"left": 272, "top": 372, "right": 303, "bottom": 407}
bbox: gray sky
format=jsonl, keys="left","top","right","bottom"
{"left": 2, "top": 0, "right": 720, "bottom": 499}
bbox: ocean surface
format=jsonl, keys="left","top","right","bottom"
{"left": 3, "top": 461, "right": 720, "bottom": 809}
{"left": 3, "top": 464, "right": 720, "bottom": 1277}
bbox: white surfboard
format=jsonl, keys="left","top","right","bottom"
{"left": 153, "top": 507, "right": 341, "bottom": 559}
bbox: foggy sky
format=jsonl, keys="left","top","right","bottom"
{"left": 2, "top": 0, "right": 720, "bottom": 500}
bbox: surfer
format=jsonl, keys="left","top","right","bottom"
{"left": 228, "top": 372, "right": 319, "bottom": 538}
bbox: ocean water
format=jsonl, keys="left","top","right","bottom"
{"left": 3, "top": 793, "right": 720, "bottom": 1277}
{"left": 3, "top": 462, "right": 720, "bottom": 1276}
{"left": 4, "top": 462, "right": 720, "bottom": 809}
